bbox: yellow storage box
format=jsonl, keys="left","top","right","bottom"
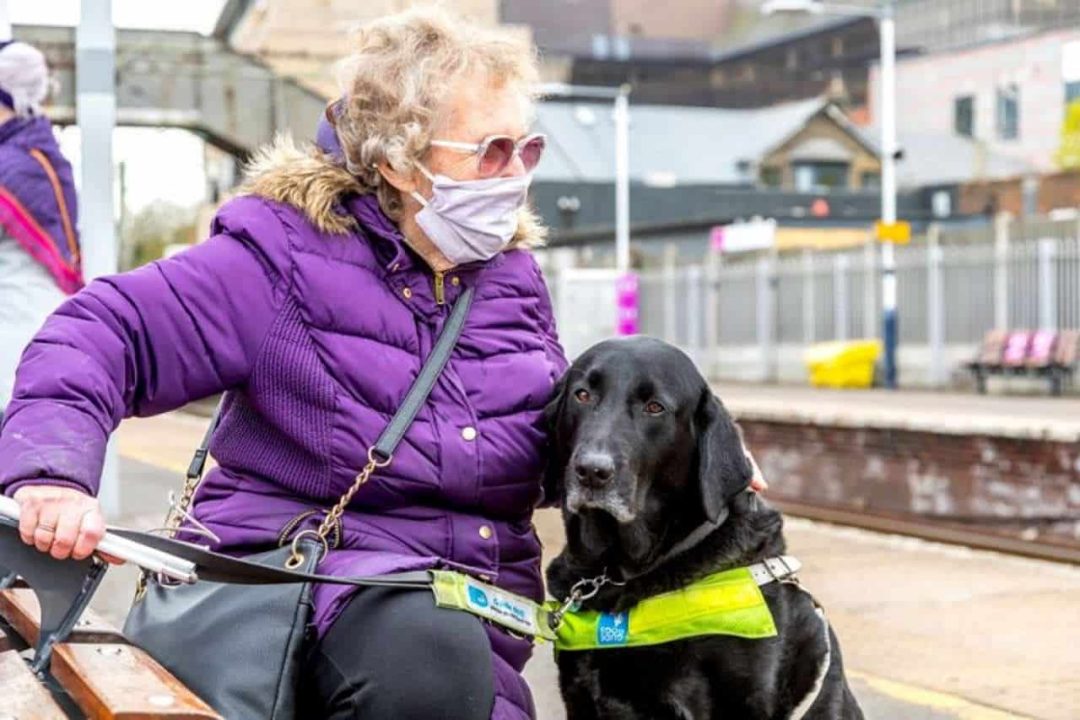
{"left": 804, "top": 340, "right": 882, "bottom": 388}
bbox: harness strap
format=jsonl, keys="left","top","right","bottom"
{"left": 747, "top": 555, "right": 802, "bottom": 586}
{"left": 108, "top": 527, "right": 433, "bottom": 589}
{"left": 789, "top": 595, "right": 831, "bottom": 720}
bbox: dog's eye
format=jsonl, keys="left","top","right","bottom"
{"left": 574, "top": 389, "right": 592, "bottom": 404}
{"left": 644, "top": 401, "right": 665, "bottom": 415}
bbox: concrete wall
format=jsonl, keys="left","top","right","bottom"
{"left": 960, "top": 171, "right": 1080, "bottom": 215}
{"left": 869, "top": 29, "right": 1080, "bottom": 173}
{"left": 742, "top": 417, "right": 1080, "bottom": 544}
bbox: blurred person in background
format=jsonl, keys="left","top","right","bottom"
{"left": 0, "top": 39, "right": 82, "bottom": 413}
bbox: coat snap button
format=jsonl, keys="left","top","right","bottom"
{"left": 461, "top": 426, "right": 477, "bottom": 441}
{"left": 402, "top": 287, "right": 413, "bottom": 299}
{"left": 479, "top": 525, "right": 493, "bottom": 540}
{"left": 451, "top": 276, "right": 461, "bottom": 286}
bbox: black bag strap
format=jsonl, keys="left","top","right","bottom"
{"left": 373, "top": 286, "right": 474, "bottom": 460}
{"left": 168, "top": 287, "right": 475, "bottom": 554}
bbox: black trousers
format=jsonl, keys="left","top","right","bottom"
{"left": 297, "top": 586, "right": 495, "bottom": 719}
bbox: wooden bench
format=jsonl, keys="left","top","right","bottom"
{"left": 0, "top": 586, "right": 221, "bottom": 720}
{"left": 967, "top": 329, "right": 1080, "bottom": 395}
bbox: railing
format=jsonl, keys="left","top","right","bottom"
{"left": 540, "top": 213, "right": 1080, "bottom": 389}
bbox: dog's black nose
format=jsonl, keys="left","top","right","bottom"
{"left": 574, "top": 451, "right": 615, "bottom": 488}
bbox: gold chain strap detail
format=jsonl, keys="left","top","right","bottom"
{"left": 133, "top": 466, "right": 206, "bottom": 602}
{"left": 285, "top": 448, "right": 392, "bottom": 569}
{"left": 166, "top": 472, "right": 204, "bottom": 533}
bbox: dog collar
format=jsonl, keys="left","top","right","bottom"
{"left": 552, "top": 556, "right": 800, "bottom": 652}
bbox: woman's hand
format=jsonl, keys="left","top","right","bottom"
{"left": 745, "top": 448, "right": 768, "bottom": 494}
{"left": 12, "top": 485, "right": 122, "bottom": 563}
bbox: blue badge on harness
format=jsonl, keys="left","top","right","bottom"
{"left": 467, "top": 585, "right": 490, "bottom": 609}
{"left": 597, "top": 612, "right": 630, "bottom": 646}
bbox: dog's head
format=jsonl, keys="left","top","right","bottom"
{"left": 545, "top": 337, "right": 753, "bottom": 571}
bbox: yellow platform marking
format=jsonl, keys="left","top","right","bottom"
{"left": 117, "top": 446, "right": 190, "bottom": 477}
{"left": 850, "top": 670, "right": 1032, "bottom": 719}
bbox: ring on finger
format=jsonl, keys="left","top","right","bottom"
{"left": 36, "top": 523, "right": 57, "bottom": 534}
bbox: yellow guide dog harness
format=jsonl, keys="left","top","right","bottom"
{"left": 431, "top": 555, "right": 830, "bottom": 720}
{"left": 431, "top": 555, "right": 803, "bottom": 649}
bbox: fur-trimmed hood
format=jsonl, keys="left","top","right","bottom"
{"left": 239, "top": 136, "right": 546, "bottom": 250}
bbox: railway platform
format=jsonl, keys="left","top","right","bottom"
{"left": 67, "top": 405, "right": 1080, "bottom": 719}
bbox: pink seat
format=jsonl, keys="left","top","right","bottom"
{"left": 1027, "top": 330, "right": 1058, "bottom": 368}
{"left": 1001, "top": 330, "right": 1033, "bottom": 367}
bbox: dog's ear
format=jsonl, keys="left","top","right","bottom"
{"left": 694, "top": 390, "right": 753, "bottom": 522}
{"left": 542, "top": 372, "right": 570, "bottom": 503}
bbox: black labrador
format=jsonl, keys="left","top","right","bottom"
{"left": 545, "top": 337, "right": 863, "bottom": 719}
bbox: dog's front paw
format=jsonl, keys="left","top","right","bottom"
{"left": 545, "top": 552, "right": 576, "bottom": 599}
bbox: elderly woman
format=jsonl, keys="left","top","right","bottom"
{"left": 1, "top": 10, "right": 563, "bottom": 720}
{"left": 0, "top": 40, "right": 82, "bottom": 410}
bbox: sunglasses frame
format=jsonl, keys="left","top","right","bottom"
{"left": 430, "top": 133, "right": 547, "bottom": 177}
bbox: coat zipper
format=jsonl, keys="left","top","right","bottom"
{"left": 434, "top": 271, "right": 446, "bottom": 305}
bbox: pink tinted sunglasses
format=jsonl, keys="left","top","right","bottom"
{"left": 430, "top": 133, "right": 546, "bottom": 178}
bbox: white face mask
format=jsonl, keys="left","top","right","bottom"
{"left": 409, "top": 163, "right": 532, "bottom": 266}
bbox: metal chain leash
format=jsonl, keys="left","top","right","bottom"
{"left": 285, "top": 448, "right": 392, "bottom": 569}
{"left": 547, "top": 571, "right": 624, "bottom": 631}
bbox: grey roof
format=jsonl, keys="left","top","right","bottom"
{"left": 533, "top": 97, "right": 827, "bottom": 185}
{"left": 709, "top": 16, "right": 865, "bottom": 63}
{"left": 858, "top": 127, "right": 1037, "bottom": 187}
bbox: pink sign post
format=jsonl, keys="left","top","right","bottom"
{"left": 615, "top": 272, "right": 639, "bottom": 336}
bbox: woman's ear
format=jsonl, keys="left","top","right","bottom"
{"left": 376, "top": 161, "right": 420, "bottom": 196}
{"left": 694, "top": 390, "right": 753, "bottom": 522}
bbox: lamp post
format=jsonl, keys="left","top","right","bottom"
{"left": 77, "top": 0, "right": 120, "bottom": 513}
{"left": 762, "top": 0, "right": 900, "bottom": 388}
{"left": 539, "top": 83, "right": 637, "bottom": 335}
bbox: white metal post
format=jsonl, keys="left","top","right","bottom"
{"left": 927, "top": 224, "right": 945, "bottom": 387}
{"left": 994, "top": 213, "right": 1011, "bottom": 330}
{"left": 834, "top": 254, "right": 850, "bottom": 341}
{"left": 686, "top": 265, "right": 703, "bottom": 363}
{"left": 1037, "top": 238, "right": 1058, "bottom": 330}
{"left": 0, "top": 0, "right": 10, "bottom": 39}
{"left": 614, "top": 85, "right": 631, "bottom": 274}
{"left": 662, "top": 244, "right": 678, "bottom": 343}
{"left": 704, "top": 250, "right": 720, "bottom": 377}
{"left": 879, "top": 2, "right": 899, "bottom": 388}
{"left": 78, "top": 0, "right": 119, "bottom": 514}
{"left": 863, "top": 237, "right": 877, "bottom": 339}
{"left": 756, "top": 256, "right": 776, "bottom": 382}
{"left": 802, "top": 249, "right": 815, "bottom": 344}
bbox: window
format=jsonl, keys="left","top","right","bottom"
{"left": 793, "top": 161, "right": 849, "bottom": 191}
{"left": 860, "top": 171, "right": 881, "bottom": 189}
{"left": 786, "top": 48, "right": 799, "bottom": 70}
{"left": 1067, "top": 80, "right": 1080, "bottom": 111}
{"left": 760, "top": 166, "right": 782, "bottom": 188}
{"left": 832, "top": 37, "right": 844, "bottom": 57}
{"left": 997, "top": 84, "right": 1020, "bottom": 140}
{"left": 954, "top": 95, "right": 974, "bottom": 137}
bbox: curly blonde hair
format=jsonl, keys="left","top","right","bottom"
{"left": 330, "top": 7, "right": 540, "bottom": 219}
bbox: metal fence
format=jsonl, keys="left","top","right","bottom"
{"left": 541, "top": 214, "right": 1080, "bottom": 388}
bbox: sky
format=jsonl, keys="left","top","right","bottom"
{"left": 4, "top": 1, "right": 229, "bottom": 216}
{"left": 6, "top": 0, "right": 228, "bottom": 34}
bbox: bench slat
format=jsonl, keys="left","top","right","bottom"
{"left": 52, "top": 643, "right": 221, "bottom": 720}
{"left": 0, "top": 588, "right": 125, "bottom": 646}
{"left": 0, "top": 651, "right": 69, "bottom": 719}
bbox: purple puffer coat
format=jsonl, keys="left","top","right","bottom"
{"left": 0, "top": 140, "right": 568, "bottom": 719}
